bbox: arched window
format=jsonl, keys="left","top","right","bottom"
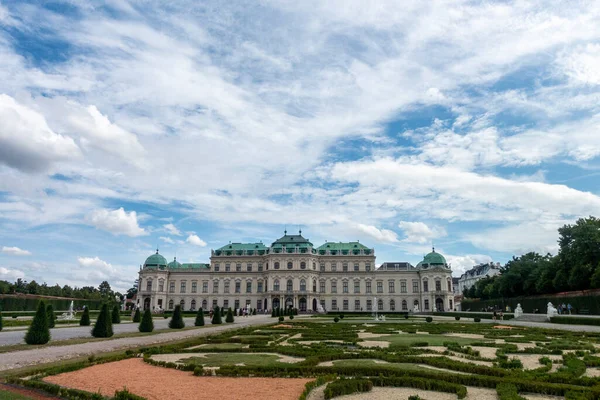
{"left": 313, "top": 262, "right": 316, "bottom": 270}
{"left": 202, "top": 299, "right": 207, "bottom": 309}
{"left": 390, "top": 299, "right": 395, "bottom": 311}
{"left": 435, "top": 280, "right": 441, "bottom": 291}
{"left": 287, "top": 262, "right": 293, "bottom": 269}
{"left": 313, "top": 279, "right": 317, "bottom": 292}
{"left": 168, "top": 299, "right": 174, "bottom": 310}
{"left": 274, "top": 279, "right": 280, "bottom": 291}
{"left": 424, "top": 299, "right": 429, "bottom": 310}
{"left": 448, "top": 280, "right": 452, "bottom": 292}
{"left": 300, "top": 279, "right": 306, "bottom": 291}
{"left": 402, "top": 300, "right": 407, "bottom": 310}
{"left": 300, "top": 261, "right": 306, "bottom": 269}
{"left": 423, "top": 278, "right": 429, "bottom": 292}
{"left": 274, "top": 262, "right": 280, "bottom": 269}
{"left": 146, "top": 279, "right": 152, "bottom": 291}
{"left": 377, "top": 299, "right": 383, "bottom": 311}
{"left": 287, "top": 279, "right": 293, "bottom": 291}
{"left": 191, "top": 299, "right": 196, "bottom": 310}
{"left": 180, "top": 299, "right": 185, "bottom": 310}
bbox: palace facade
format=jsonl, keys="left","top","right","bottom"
{"left": 137, "top": 231, "right": 454, "bottom": 313}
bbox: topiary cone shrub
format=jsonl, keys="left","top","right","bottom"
{"left": 132, "top": 308, "right": 141, "bottom": 323}
{"left": 25, "top": 301, "right": 50, "bottom": 344}
{"left": 226, "top": 308, "right": 235, "bottom": 323}
{"left": 169, "top": 305, "right": 185, "bottom": 329}
{"left": 221, "top": 307, "right": 225, "bottom": 318}
{"left": 195, "top": 308, "right": 205, "bottom": 326}
{"left": 80, "top": 307, "right": 91, "bottom": 326}
{"left": 339, "top": 314, "right": 344, "bottom": 319}
{"left": 334, "top": 317, "right": 340, "bottom": 323}
{"left": 289, "top": 315, "right": 294, "bottom": 320}
{"left": 112, "top": 305, "right": 121, "bottom": 324}
{"left": 212, "top": 306, "right": 223, "bottom": 324}
{"left": 455, "top": 316, "right": 461, "bottom": 321}
{"left": 474, "top": 317, "right": 481, "bottom": 323}
{"left": 426, "top": 317, "right": 433, "bottom": 323}
{"left": 92, "top": 303, "right": 114, "bottom": 338}
{"left": 139, "top": 309, "right": 154, "bottom": 332}
{"left": 46, "top": 304, "right": 56, "bottom": 328}
{"left": 278, "top": 316, "right": 284, "bottom": 322}
{"left": 271, "top": 308, "right": 276, "bottom": 317}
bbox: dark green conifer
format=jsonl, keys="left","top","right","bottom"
{"left": 79, "top": 306, "right": 90, "bottom": 326}
{"left": 271, "top": 308, "right": 276, "bottom": 317}
{"left": 111, "top": 305, "right": 121, "bottom": 324}
{"left": 169, "top": 305, "right": 185, "bottom": 329}
{"left": 132, "top": 308, "right": 141, "bottom": 322}
{"left": 212, "top": 306, "right": 222, "bottom": 324}
{"left": 0, "top": 308, "right": 3, "bottom": 332}
{"left": 225, "top": 307, "right": 234, "bottom": 323}
{"left": 195, "top": 308, "right": 205, "bottom": 326}
{"left": 25, "top": 301, "right": 50, "bottom": 344}
{"left": 139, "top": 309, "right": 154, "bottom": 332}
{"left": 91, "top": 303, "right": 114, "bottom": 338}
{"left": 46, "top": 304, "right": 56, "bottom": 328}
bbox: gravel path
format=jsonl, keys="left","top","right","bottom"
{"left": 0, "top": 315, "right": 272, "bottom": 372}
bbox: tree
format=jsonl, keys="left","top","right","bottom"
{"left": 92, "top": 303, "right": 114, "bottom": 338}
{"left": 195, "top": 308, "right": 205, "bottom": 326}
{"left": 139, "top": 309, "right": 154, "bottom": 332}
{"left": 126, "top": 286, "right": 138, "bottom": 299}
{"left": 169, "top": 305, "right": 185, "bottom": 329}
{"left": 271, "top": 308, "right": 276, "bottom": 317}
{"left": 0, "top": 308, "right": 3, "bottom": 331}
{"left": 98, "top": 281, "right": 112, "bottom": 297}
{"left": 111, "top": 304, "right": 121, "bottom": 324}
{"left": 80, "top": 306, "right": 90, "bottom": 326}
{"left": 46, "top": 304, "right": 56, "bottom": 328}
{"left": 25, "top": 301, "right": 50, "bottom": 345}
{"left": 212, "top": 306, "right": 222, "bottom": 324}
{"left": 27, "top": 280, "right": 39, "bottom": 295}
{"left": 132, "top": 308, "right": 141, "bottom": 322}
{"left": 225, "top": 307, "right": 234, "bottom": 323}
{"left": 591, "top": 265, "right": 600, "bottom": 289}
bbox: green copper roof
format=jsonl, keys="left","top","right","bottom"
{"left": 167, "top": 258, "right": 182, "bottom": 269}
{"left": 422, "top": 249, "right": 447, "bottom": 265}
{"left": 271, "top": 231, "right": 313, "bottom": 247}
{"left": 316, "top": 242, "right": 370, "bottom": 251}
{"left": 216, "top": 243, "right": 268, "bottom": 251}
{"left": 170, "top": 263, "right": 210, "bottom": 270}
{"left": 144, "top": 251, "right": 168, "bottom": 268}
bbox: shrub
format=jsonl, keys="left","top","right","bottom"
{"left": 271, "top": 308, "right": 276, "bottom": 317}
{"left": 212, "top": 306, "right": 223, "bottom": 324}
{"left": 289, "top": 315, "right": 294, "bottom": 320}
{"left": 334, "top": 317, "right": 340, "bottom": 323}
{"left": 426, "top": 317, "right": 433, "bottom": 323}
{"left": 25, "top": 301, "right": 50, "bottom": 345}
{"left": 405, "top": 314, "right": 409, "bottom": 319}
{"left": 46, "top": 304, "right": 56, "bottom": 328}
{"left": 195, "top": 308, "right": 205, "bottom": 326}
{"left": 278, "top": 316, "right": 284, "bottom": 322}
{"left": 12, "top": 315, "right": 17, "bottom": 318}
{"left": 474, "top": 318, "right": 481, "bottom": 322}
{"left": 221, "top": 307, "right": 225, "bottom": 318}
{"left": 139, "top": 309, "right": 154, "bottom": 332}
{"left": 324, "top": 378, "right": 373, "bottom": 399}
{"left": 226, "top": 308, "right": 235, "bottom": 323}
{"left": 0, "top": 309, "right": 3, "bottom": 332}
{"left": 112, "top": 305, "right": 121, "bottom": 324}
{"left": 339, "top": 314, "right": 344, "bottom": 319}
{"left": 80, "top": 307, "right": 91, "bottom": 326}
{"left": 455, "top": 316, "right": 461, "bottom": 321}
{"left": 496, "top": 383, "right": 526, "bottom": 400}
{"left": 169, "top": 305, "right": 185, "bottom": 329}
{"left": 253, "top": 308, "right": 257, "bottom": 315}
{"left": 113, "top": 388, "right": 146, "bottom": 400}
{"left": 92, "top": 303, "right": 114, "bottom": 338}
{"left": 409, "top": 396, "right": 423, "bottom": 400}
{"left": 132, "top": 308, "right": 141, "bottom": 322}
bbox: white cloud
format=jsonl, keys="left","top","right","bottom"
{"left": 398, "top": 221, "right": 446, "bottom": 244}
{"left": 186, "top": 234, "right": 207, "bottom": 247}
{"left": 558, "top": 44, "right": 600, "bottom": 85}
{"left": 164, "top": 223, "right": 182, "bottom": 236}
{"left": 445, "top": 254, "right": 494, "bottom": 277}
{"left": 1, "top": 246, "right": 32, "bottom": 256}
{"left": 0, "top": 94, "right": 80, "bottom": 173}
{"left": 0, "top": 266, "right": 25, "bottom": 280}
{"left": 464, "top": 222, "right": 561, "bottom": 255}
{"left": 355, "top": 224, "right": 398, "bottom": 243}
{"left": 160, "top": 236, "right": 175, "bottom": 244}
{"left": 87, "top": 208, "right": 147, "bottom": 237}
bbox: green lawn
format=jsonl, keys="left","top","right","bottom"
{"left": 193, "top": 343, "right": 246, "bottom": 350}
{"left": 381, "top": 334, "right": 485, "bottom": 346}
{"left": 330, "top": 359, "right": 424, "bottom": 371}
{"left": 180, "top": 353, "right": 295, "bottom": 367}
{"left": 0, "top": 389, "right": 35, "bottom": 399}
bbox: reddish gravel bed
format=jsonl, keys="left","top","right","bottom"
{"left": 44, "top": 358, "right": 313, "bottom": 400}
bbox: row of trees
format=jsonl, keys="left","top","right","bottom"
{"left": 0, "top": 279, "right": 128, "bottom": 301}
{"left": 465, "top": 217, "right": 600, "bottom": 300}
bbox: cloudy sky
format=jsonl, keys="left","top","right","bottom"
{"left": 1, "top": 1, "right": 599, "bottom": 292}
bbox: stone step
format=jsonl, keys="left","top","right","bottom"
{"left": 514, "top": 314, "right": 548, "bottom": 322}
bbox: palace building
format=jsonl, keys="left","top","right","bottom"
{"left": 137, "top": 231, "right": 454, "bottom": 313}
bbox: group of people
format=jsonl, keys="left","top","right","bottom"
{"left": 557, "top": 303, "right": 573, "bottom": 315}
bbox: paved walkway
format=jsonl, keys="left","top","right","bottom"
{"left": 0, "top": 315, "right": 272, "bottom": 372}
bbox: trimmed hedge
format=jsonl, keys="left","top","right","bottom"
{"left": 433, "top": 312, "right": 514, "bottom": 320}
{"left": 324, "top": 379, "right": 373, "bottom": 399}
{"left": 25, "top": 301, "right": 50, "bottom": 344}
{"left": 112, "top": 305, "right": 121, "bottom": 324}
{"left": 169, "top": 305, "right": 185, "bottom": 329}
{"left": 46, "top": 304, "right": 56, "bottom": 328}
{"left": 225, "top": 308, "right": 234, "bottom": 323}
{"left": 91, "top": 303, "right": 113, "bottom": 338}
{"left": 550, "top": 316, "right": 600, "bottom": 326}
{"left": 139, "top": 309, "right": 154, "bottom": 332}
{"left": 497, "top": 383, "right": 527, "bottom": 400}
{"left": 132, "top": 308, "right": 141, "bottom": 322}
{"left": 0, "top": 296, "right": 103, "bottom": 312}
{"left": 79, "top": 307, "right": 90, "bottom": 326}
{"left": 212, "top": 306, "right": 222, "bottom": 324}
{"left": 195, "top": 308, "right": 205, "bottom": 326}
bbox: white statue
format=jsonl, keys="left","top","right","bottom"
{"left": 413, "top": 305, "right": 419, "bottom": 313}
{"left": 547, "top": 302, "right": 558, "bottom": 320}
{"left": 317, "top": 304, "right": 325, "bottom": 314}
{"left": 514, "top": 303, "right": 523, "bottom": 319}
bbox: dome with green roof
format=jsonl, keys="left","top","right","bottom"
{"left": 167, "top": 257, "right": 182, "bottom": 269}
{"left": 418, "top": 247, "right": 448, "bottom": 269}
{"left": 144, "top": 249, "right": 168, "bottom": 269}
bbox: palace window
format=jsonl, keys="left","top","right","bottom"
{"left": 400, "top": 280, "right": 407, "bottom": 293}
{"left": 212, "top": 299, "right": 217, "bottom": 308}
{"left": 331, "top": 299, "right": 337, "bottom": 310}
{"left": 224, "top": 299, "right": 229, "bottom": 309}
{"left": 424, "top": 300, "right": 430, "bottom": 310}
{"left": 274, "top": 262, "right": 280, "bottom": 269}
{"left": 258, "top": 263, "right": 263, "bottom": 272}
{"left": 225, "top": 263, "right": 231, "bottom": 272}
{"left": 450, "top": 299, "right": 453, "bottom": 309}
{"left": 377, "top": 281, "right": 383, "bottom": 293}
{"left": 202, "top": 299, "right": 207, "bottom": 309}
{"left": 168, "top": 300, "right": 174, "bottom": 310}
{"left": 388, "top": 281, "right": 395, "bottom": 293}
{"left": 214, "top": 263, "right": 220, "bottom": 272}
{"left": 366, "top": 299, "right": 372, "bottom": 311}
{"left": 320, "top": 263, "right": 325, "bottom": 272}
{"left": 202, "top": 281, "right": 208, "bottom": 293}
{"left": 366, "top": 281, "right": 372, "bottom": 294}
{"left": 169, "top": 281, "right": 175, "bottom": 293}
{"left": 224, "top": 281, "right": 230, "bottom": 293}
{"left": 191, "top": 300, "right": 196, "bottom": 311}
{"left": 300, "top": 279, "right": 306, "bottom": 292}
{"left": 146, "top": 280, "right": 152, "bottom": 291}
{"left": 191, "top": 282, "right": 197, "bottom": 293}
{"left": 343, "top": 300, "right": 349, "bottom": 311}
{"left": 436, "top": 280, "right": 441, "bottom": 291}
{"left": 257, "top": 281, "right": 263, "bottom": 293}
{"left": 274, "top": 279, "right": 280, "bottom": 291}
{"left": 313, "top": 262, "right": 316, "bottom": 270}
{"left": 366, "top": 263, "right": 371, "bottom": 272}
{"left": 354, "top": 299, "right": 361, "bottom": 311}
{"left": 235, "top": 300, "right": 240, "bottom": 309}
{"left": 342, "top": 262, "right": 348, "bottom": 272}
{"left": 313, "top": 279, "right": 317, "bottom": 292}
{"left": 354, "top": 280, "right": 360, "bottom": 293}
{"left": 236, "top": 263, "right": 242, "bottom": 272}
{"left": 247, "top": 263, "right": 252, "bottom": 272}
{"left": 378, "top": 299, "right": 383, "bottom": 311}
{"left": 331, "top": 281, "right": 337, "bottom": 294}
{"left": 158, "top": 281, "right": 164, "bottom": 292}
{"left": 319, "top": 281, "right": 325, "bottom": 293}
{"left": 402, "top": 300, "right": 408, "bottom": 311}
{"left": 287, "top": 279, "right": 293, "bottom": 291}
{"left": 300, "top": 262, "right": 306, "bottom": 270}
{"left": 413, "top": 280, "right": 419, "bottom": 293}
{"left": 448, "top": 280, "right": 452, "bottom": 292}
{"left": 180, "top": 299, "right": 185, "bottom": 309}
{"left": 246, "top": 281, "right": 252, "bottom": 293}
{"left": 343, "top": 281, "right": 348, "bottom": 293}
{"left": 180, "top": 282, "right": 186, "bottom": 293}
{"left": 423, "top": 280, "right": 429, "bottom": 292}
{"left": 213, "top": 280, "right": 219, "bottom": 294}
{"left": 354, "top": 263, "right": 359, "bottom": 272}
{"left": 390, "top": 299, "right": 395, "bottom": 311}
{"left": 257, "top": 299, "right": 262, "bottom": 310}
{"left": 287, "top": 262, "right": 293, "bottom": 269}
{"left": 331, "top": 262, "right": 337, "bottom": 272}
{"left": 235, "top": 281, "right": 241, "bottom": 293}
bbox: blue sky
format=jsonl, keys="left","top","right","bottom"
{"left": 1, "top": 1, "right": 600, "bottom": 292}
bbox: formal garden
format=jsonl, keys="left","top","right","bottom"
{"left": 4, "top": 314, "right": 600, "bottom": 400}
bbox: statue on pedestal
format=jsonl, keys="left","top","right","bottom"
{"left": 413, "top": 305, "right": 419, "bottom": 313}
{"left": 514, "top": 303, "right": 523, "bottom": 319}
{"left": 547, "top": 302, "right": 558, "bottom": 320}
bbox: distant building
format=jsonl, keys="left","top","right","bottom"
{"left": 452, "top": 277, "right": 460, "bottom": 295}
{"left": 457, "top": 262, "right": 502, "bottom": 294}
